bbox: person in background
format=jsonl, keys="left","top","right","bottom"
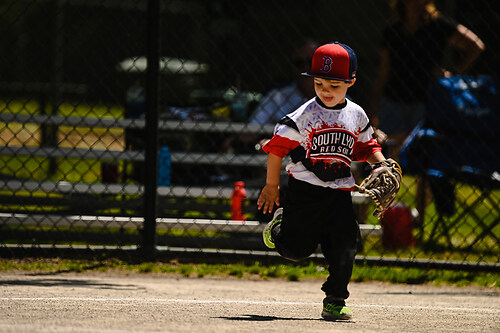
{"left": 370, "top": 0, "right": 485, "bottom": 158}
{"left": 223, "top": 40, "right": 318, "bottom": 155}
{"left": 247, "top": 40, "right": 318, "bottom": 125}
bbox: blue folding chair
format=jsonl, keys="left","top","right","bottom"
{"left": 400, "top": 76, "right": 500, "bottom": 249}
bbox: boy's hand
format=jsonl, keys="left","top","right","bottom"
{"left": 257, "top": 184, "right": 280, "bottom": 214}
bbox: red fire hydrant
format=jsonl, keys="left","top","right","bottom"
{"left": 231, "top": 181, "right": 247, "bottom": 221}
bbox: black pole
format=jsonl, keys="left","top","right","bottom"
{"left": 44, "top": 0, "right": 64, "bottom": 176}
{"left": 142, "top": 0, "right": 160, "bottom": 260}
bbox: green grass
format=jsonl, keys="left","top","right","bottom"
{"left": 0, "top": 258, "right": 498, "bottom": 289}
{"left": 351, "top": 264, "right": 499, "bottom": 287}
{"left": 0, "top": 155, "right": 108, "bottom": 183}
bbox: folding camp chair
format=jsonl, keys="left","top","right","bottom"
{"left": 400, "top": 75, "right": 500, "bottom": 249}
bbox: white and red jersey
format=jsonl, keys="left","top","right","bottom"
{"left": 262, "top": 97, "right": 381, "bottom": 189}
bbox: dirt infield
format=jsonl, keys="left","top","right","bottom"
{"left": 0, "top": 272, "right": 498, "bottom": 333}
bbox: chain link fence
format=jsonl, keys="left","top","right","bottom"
{"left": 0, "top": 0, "right": 498, "bottom": 270}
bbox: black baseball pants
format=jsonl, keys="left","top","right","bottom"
{"left": 271, "top": 176, "right": 361, "bottom": 300}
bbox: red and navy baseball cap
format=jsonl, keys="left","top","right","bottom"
{"left": 301, "top": 42, "right": 357, "bottom": 82}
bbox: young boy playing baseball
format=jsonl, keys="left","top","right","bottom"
{"left": 258, "top": 42, "right": 401, "bottom": 321}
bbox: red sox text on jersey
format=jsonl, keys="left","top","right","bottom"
{"left": 309, "top": 129, "right": 355, "bottom": 164}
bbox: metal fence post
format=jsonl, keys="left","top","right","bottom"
{"left": 44, "top": 0, "right": 65, "bottom": 176}
{"left": 142, "top": 0, "right": 160, "bottom": 260}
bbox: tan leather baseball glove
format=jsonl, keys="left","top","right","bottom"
{"left": 355, "top": 158, "right": 403, "bottom": 219}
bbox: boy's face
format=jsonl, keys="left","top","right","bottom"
{"left": 313, "top": 78, "right": 355, "bottom": 107}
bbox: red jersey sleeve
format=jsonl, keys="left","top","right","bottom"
{"left": 262, "top": 135, "right": 300, "bottom": 158}
{"left": 352, "top": 137, "right": 382, "bottom": 161}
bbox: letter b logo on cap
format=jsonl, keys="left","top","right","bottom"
{"left": 320, "top": 56, "right": 332, "bottom": 73}
{"left": 301, "top": 42, "right": 357, "bottom": 82}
